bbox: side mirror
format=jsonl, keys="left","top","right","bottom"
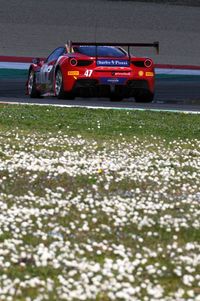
{"left": 32, "top": 57, "right": 41, "bottom": 64}
{"left": 32, "top": 58, "right": 45, "bottom": 66}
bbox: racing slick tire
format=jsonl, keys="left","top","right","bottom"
{"left": 134, "top": 91, "right": 154, "bottom": 103}
{"left": 28, "top": 70, "right": 41, "bottom": 98}
{"left": 55, "top": 69, "right": 75, "bottom": 100}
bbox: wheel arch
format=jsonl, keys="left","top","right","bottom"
{"left": 55, "top": 64, "right": 61, "bottom": 74}
{"left": 27, "top": 66, "right": 34, "bottom": 78}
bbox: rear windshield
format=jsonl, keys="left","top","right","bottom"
{"left": 73, "top": 46, "right": 126, "bottom": 57}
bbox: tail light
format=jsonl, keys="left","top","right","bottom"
{"left": 144, "top": 59, "right": 153, "bottom": 68}
{"left": 70, "top": 58, "right": 78, "bottom": 66}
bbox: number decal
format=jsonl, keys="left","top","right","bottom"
{"left": 47, "top": 66, "right": 53, "bottom": 72}
{"left": 84, "top": 70, "right": 93, "bottom": 77}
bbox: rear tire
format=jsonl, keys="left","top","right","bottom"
{"left": 28, "top": 70, "right": 41, "bottom": 98}
{"left": 134, "top": 91, "right": 154, "bottom": 103}
{"left": 55, "top": 69, "right": 75, "bottom": 100}
{"left": 55, "top": 69, "right": 66, "bottom": 99}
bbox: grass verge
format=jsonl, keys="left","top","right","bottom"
{"left": 0, "top": 104, "right": 200, "bottom": 301}
{"left": 0, "top": 104, "right": 200, "bottom": 140}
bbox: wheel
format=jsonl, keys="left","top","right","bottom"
{"left": 27, "top": 70, "right": 41, "bottom": 98}
{"left": 134, "top": 91, "right": 154, "bottom": 103}
{"left": 55, "top": 69, "right": 75, "bottom": 100}
{"left": 55, "top": 69, "right": 66, "bottom": 99}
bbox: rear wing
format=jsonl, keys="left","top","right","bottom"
{"left": 67, "top": 41, "right": 159, "bottom": 56}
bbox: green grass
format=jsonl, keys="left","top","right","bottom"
{"left": 0, "top": 104, "right": 199, "bottom": 141}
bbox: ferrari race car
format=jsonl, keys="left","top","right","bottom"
{"left": 27, "top": 41, "right": 159, "bottom": 102}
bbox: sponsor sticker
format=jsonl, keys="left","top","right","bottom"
{"left": 97, "top": 60, "right": 130, "bottom": 67}
{"left": 100, "top": 77, "right": 127, "bottom": 84}
{"left": 145, "top": 72, "right": 154, "bottom": 77}
{"left": 114, "top": 72, "right": 131, "bottom": 76}
{"left": 68, "top": 71, "right": 79, "bottom": 76}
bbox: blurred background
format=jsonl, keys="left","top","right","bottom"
{"left": 0, "top": 0, "right": 199, "bottom": 65}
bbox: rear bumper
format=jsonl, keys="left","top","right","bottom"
{"left": 70, "top": 78, "right": 153, "bottom": 97}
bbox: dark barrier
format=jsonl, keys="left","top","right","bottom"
{"left": 106, "top": 0, "right": 200, "bottom": 6}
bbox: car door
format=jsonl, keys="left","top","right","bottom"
{"left": 40, "top": 47, "right": 66, "bottom": 92}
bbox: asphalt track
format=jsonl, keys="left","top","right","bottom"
{"left": 0, "top": 77, "right": 199, "bottom": 112}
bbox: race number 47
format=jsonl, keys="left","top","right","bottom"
{"left": 84, "top": 70, "right": 93, "bottom": 77}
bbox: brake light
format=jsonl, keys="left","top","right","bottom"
{"left": 144, "top": 59, "right": 153, "bottom": 68}
{"left": 70, "top": 58, "right": 78, "bottom": 66}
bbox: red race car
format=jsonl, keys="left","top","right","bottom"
{"left": 27, "top": 41, "right": 159, "bottom": 102}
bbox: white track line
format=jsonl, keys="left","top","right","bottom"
{"left": 0, "top": 100, "right": 200, "bottom": 114}
{"left": 156, "top": 69, "right": 200, "bottom": 76}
